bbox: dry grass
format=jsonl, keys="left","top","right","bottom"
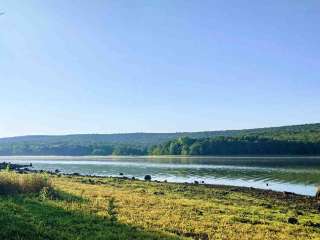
{"left": 0, "top": 171, "right": 51, "bottom": 195}
{"left": 1, "top": 175, "right": 320, "bottom": 239}
{"left": 52, "top": 176, "right": 320, "bottom": 240}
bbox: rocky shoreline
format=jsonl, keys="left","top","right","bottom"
{"left": 1, "top": 161, "right": 319, "bottom": 204}
{"left": 0, "top": 162, "right": 32, "bottom": 171}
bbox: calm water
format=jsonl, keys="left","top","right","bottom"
{"left": 2, "top": 156, "right": 320, "bottom": 196}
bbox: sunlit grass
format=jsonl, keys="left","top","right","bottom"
{"left": 1, "top": 173, "right": 320, "bottom": 239}
{"left": 0, "top": 171, "right": 51, "bottom": 195}
{"left": 52, "top": 176, "right": 320, "bottom": 240}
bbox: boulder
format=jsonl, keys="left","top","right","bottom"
{"left": 144, "top": 175, "right": 151, "bottom": 181}
{"left": 288, "top": 217, "right": 298, "bottom": 224}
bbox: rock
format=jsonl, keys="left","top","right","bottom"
{"left": 131, "top": 177, "right": 136, "bottom": 180}
{"left": 154, "top": 191, "right": 165, "bottom": 195}
{"left": 283, "top": 191, "right": 296, "bottom": 197}
{"left": 119, "top": 172, "right": 124, "bottom": 176}
{"left": 194, "top": 181, "right": 199, "bottom": 185}
{"left": 230, "top": 188, "right": 239, "bottom": 192}
{"left": 288, "top": 217, "right": 298, "bottom": 224}
{"left": 316, "top": 187, "right": 320, "bottom": 199}
{"left": 144, "top": 175, "right": 151, "bottom": 181}
{"left": 55, "top": 169, "right": 60, "bottom": 173}
{"left": 296, "top": 210, "right": 304, "bottom": 216}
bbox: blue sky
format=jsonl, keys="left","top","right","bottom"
{"left": 0, "top": 0, "right": 319, "bottom": 137}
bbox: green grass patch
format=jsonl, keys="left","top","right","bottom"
{"left": 1, "top": 174, "right": 320, "bottom": 239}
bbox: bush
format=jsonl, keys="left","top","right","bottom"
{"left": 107, "top": 197, "right": 118, "bottom": 224}
{"left": 39, "top": 186, "right": 58, "bottom": 201}
{"left": 0, "top": 172, "right": 52, "bottom": 195}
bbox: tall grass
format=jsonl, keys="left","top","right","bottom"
{"left": 0, "top": 172, "right": 51, "bottom": 195}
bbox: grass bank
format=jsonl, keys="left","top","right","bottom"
{"left": 1, "top": 173, "right": 320, "bottom": 239}
{"left": 0, "top": 171, "right": 51, "bottom": 195}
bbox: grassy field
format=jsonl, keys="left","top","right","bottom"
{"left": 1, "top": 173, "right": 320, "bottom": 240}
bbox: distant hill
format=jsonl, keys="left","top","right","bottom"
{"left": 0, "top": 123, "right": 319, "bottom": 156}
{"left": 1, "top": 123, "right": 319, "bottom": 145}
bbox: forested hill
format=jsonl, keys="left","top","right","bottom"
{"left": 150, "top": 136, "right": 320, "bottom": 156}
{"left": 0, "top": 123, "right": 319, "bottom": 156}
{"left": 150, "top": 123, "right": 320, "bottom": 156}
{"left": 1, "top": 123, "right": 319, "bottom": 145}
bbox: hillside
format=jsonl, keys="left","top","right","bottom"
{"left": 1, "top": 123, "right": 319, "bottom": 145}
{"left": 0, "top": 123, "right": 319, "bottom": 156}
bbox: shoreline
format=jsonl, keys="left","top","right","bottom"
{"left": 1, "top": 160, "right": 319, "bottom": 197}
{"left": 3, "top": 162, "right": 317, "bottom": 199}
{"left": 1, "top": 155, "right": 320, "bottom": 159}
{"left": 70, "top": 174, "right": 317, "bottom": 200}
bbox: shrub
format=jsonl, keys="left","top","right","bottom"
{"left": 107, "top": 197, "right": 118, "bottom": 224}
{"left": 0, "top": 172, "right": 52, "bottom": 195}
{"left": 39, "top": 186, "right": 58, "bottom": 201}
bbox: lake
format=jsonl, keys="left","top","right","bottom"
{"left": 2, "top": 156, "right": 320, "bottom": 196}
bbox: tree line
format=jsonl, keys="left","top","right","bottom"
{"left": 0, "top": 143, "right": 148, "bottom": 156}
{"left": 0, "top": 125, "right": 320, "bottom": 156}
{"left": 148, "top": 136, "right": 320, "bottom": 156}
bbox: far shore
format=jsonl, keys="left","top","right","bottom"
{"left": 1, "top": 155, "right": 320, "bottom": 160}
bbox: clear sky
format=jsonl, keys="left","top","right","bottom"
{"left": 0, "top": 0, "right": 319, "bottom": 137}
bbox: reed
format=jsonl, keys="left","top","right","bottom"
{"left": 0, "top": 171, "right": 51, "bottom": 195}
